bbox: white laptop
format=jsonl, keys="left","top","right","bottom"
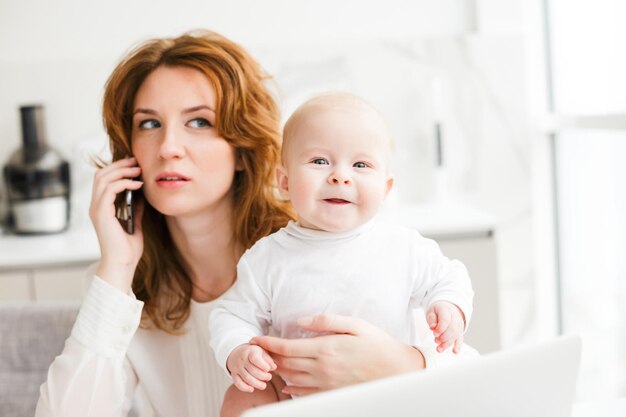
{"left": 242, "top": 335, "right": 582, "bottom": 417}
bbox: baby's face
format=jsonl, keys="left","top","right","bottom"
{"left": 279, "top": 106, "right": 393, "bottom": 232}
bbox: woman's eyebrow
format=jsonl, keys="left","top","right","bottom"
{"left": 183, "top": 105, "right": 215, "bottom": 114}
{"left": 133, "top": 108, "right": 157, "bottom": 115}
{"left": 132, "top": 105, "right": 215, "bottom": 116}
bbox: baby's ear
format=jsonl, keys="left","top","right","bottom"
{"left": 276, "top": 165, "right": 290, "bottom": 200}
{"left": 384, "top": 175, "right": 394, "bottom": 197}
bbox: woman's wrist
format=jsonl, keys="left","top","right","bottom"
{"left": 376, "top": 342, "right": 426, "bottom": 379}
{"left": 391, "top": 344, "right": 426, "bottom": 374}
{"left": 96, "top": 260, "right": 137, "bottom": 294}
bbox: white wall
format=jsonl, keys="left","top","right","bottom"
{"left": 0, "top": 0, "right": 536, "bottom": 347}
{"left": 0, "top": 0, "right": 471, "bottom": 159}
{"left": 0, "top": 0, "right": 474, "bottom": 223}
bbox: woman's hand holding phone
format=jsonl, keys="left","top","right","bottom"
{"left": 89, "top": 157, "right": 144, "bottom": 293}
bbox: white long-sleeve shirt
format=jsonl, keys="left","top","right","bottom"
{"left": 35, "top": 275, "right": 231, "bottom": 417}
{"left": 36, "top": 223, "right": 475, "bottom": 417}
{"left": 210, "top": 219, "right": 474, "bottom": 374}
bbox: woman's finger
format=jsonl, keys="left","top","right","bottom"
{"left": 273, "top": 355, "right": 316, "bottom": 374}
{"left": 133, "top": 196, "right": 145, "bottom": 234}
{"left": 95, "top": 156, "right": 138, "bottom": 176}
{"left": 252, "top": 314, "right": 379, "bottom": 359}
{"left": 250, "top": 336, "right": 319, "bottom": 358}
{"left": 92, "top": 160, "right": 140, "bottom": 191}
{"left": 94, "top": 164, "right": 141, "bottom": 185}
{"left": 93, "top": 170, "right": 142, "bottom": 203}
{"left": 274, "top": 368, "right": 314, "bottom": 388}
{"left": 90, "top": 179, "right": 143, "bottom": 220}
{"left": 297, "top": 313, "right": 370, "bottom": 336}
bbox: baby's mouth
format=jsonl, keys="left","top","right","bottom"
{"left": 324, "top": 198, "right": 351, "bottom": 204}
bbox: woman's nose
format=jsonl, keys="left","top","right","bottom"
{"left": 159, "top": 126, "right": 185, "bottom": 160}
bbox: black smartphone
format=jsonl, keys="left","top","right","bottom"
{"left": 115, "top": 189, "right": 134, "bottom": 234}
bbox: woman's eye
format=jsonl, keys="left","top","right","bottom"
{"left": 354, "top": 161, "right": 369, "bottom": 168}
{"left": 312, "top": 158, "right": 329, "bottom": 165}
{"left": 188, "top": 118, "right": 211, "bottom": 128}
{"left": 138, "top": 119, "right": 160, "bottom": 129}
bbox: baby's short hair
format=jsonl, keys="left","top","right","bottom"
{"left": 282, "top": 92, "right": 393, "bottom": 165}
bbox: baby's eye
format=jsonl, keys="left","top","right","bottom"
{"left": 138, "top": 119, "right": 161, "bottom": 129}
{"left": 312, "top": 158, "right": 329, "bottom": 165}
{"left": 188, "top": 118, "right": 212, "bottom": 128}
{"left": 353, "top": 161, "right": 369, "bottom": 168}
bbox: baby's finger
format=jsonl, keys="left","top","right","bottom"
{"left": 436, "top": 339, "right": 454, "bottom": 353}
{"left": 433, "top": 309, "right": 452, "bottom": 336}
{"left": 262, "top": 350, "right": 277, "bottom": 371}
{"left": 244, "top": 362, "right": 272, "bottom": 382}
{"left": 233, "top": 374, "right": 254, "bottom": 393}
{"left": 435, "top": 323, "right": 462, "bottom": 345}
{"left": 426, "top": 311, "right": 438, "bottom": 330}
{"left": 453, "top": 337, "right": 464, "bottom": 354}
{"left": 249, "top": 349, "right": 273, "bottom": 372}
{"left": 240, "top": 368, "right": 267, "bottom": 391}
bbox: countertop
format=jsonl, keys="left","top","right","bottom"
{"left": 0, "top": 222, "right": 99, "bottom": 271}
{"left": 379, "top": 200, "right": 495, "bottom": 239}
{"left": 0, "top": 200, "right": 495, "bottom": 271}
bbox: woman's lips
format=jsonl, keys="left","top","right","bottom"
{"left": 156, "top": 172, "right": 190, "bottom": 189}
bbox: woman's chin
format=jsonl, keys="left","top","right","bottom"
{"left": 149, "top": 200, "right": 191, "bottom": 217}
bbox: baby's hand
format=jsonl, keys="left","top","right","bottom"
{"left": 425, "top": 301, "right": 466, "bottom": 354}
{"left": 226, "top": 343, "right": 276, "bottom": 392}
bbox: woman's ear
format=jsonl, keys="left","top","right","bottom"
{"left": 235, "top": 151, "right": 245, "bottom": 172}
{"left": 276, "top": 165, "right": 290, "bottom": 200}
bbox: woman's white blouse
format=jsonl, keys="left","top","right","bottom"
{"left": 35, "top": 275, "right": 231, "bottom": 417}
{"left": 35, "top": 274, "right": 477, "bottom": 417}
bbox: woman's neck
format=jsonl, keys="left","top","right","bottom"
{"left": 166, "top": 204, "right": 242, "bottom": 302}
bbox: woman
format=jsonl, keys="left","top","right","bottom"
{"left": 36, "top": 30, "right": 460, "bottom": 417}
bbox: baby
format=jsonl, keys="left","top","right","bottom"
{"left": 209, "top": 92, "right": 474, "bottom": 416}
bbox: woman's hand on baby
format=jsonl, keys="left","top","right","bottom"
{"left": 426, "top": 301, "right": 466, "bottom": 354}
{"left": 250, "top": 314, "right": 425, "bottom": 397}
{"left": 226, "top": 344, "right": 277, "bottom": 393}
{"left": 89, "top": 157, "right": 144, "bottom": 293}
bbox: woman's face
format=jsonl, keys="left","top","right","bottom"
{"left": 131, "top": 65, "right": 240, "bottom": 218}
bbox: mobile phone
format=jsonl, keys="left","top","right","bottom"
{"left": 115, "top": 189, "right": 134, "bottom": 234}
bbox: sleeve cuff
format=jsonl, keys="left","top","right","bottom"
{"left": 71, "top": 275, "right": 144, "bottom": 359}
